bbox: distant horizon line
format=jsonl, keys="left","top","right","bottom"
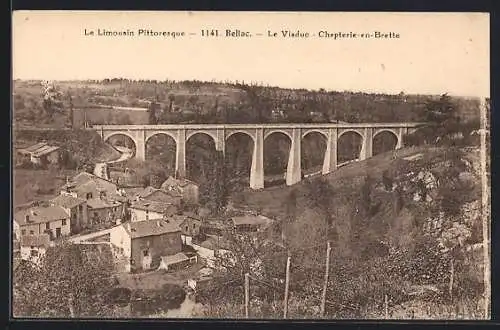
{"left": 12, "top": 78, "right": 487, "bottom": 99}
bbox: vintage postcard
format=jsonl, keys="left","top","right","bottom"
{"left": 11, "top": 11, "right": 490, "bottom": 319}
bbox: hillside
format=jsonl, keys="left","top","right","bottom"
{"left": 14, "top": 129, "right": 121, "bottom": 164}
{"left": 236, "top": 145, "right": 479, "bottom": 210}
{"left": 225, "top": 145, "right": 484, "bottom": 318}
{"left": 13, "top": 79, "right": 482, "bottom": 129}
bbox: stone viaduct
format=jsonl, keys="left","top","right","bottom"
{"left": 91, "top": 123, "right": 424, "bottom": 190}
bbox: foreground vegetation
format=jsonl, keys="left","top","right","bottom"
{"left": 12, "top": 80, "right": 488, "bottom": 319}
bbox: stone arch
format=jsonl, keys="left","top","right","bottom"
{"left": 301, "top": 130, "right": 327, "bottom": 175}
{"left": 373, "top": 128, "right": 399, "bottom": 145}
{"left": 225, "top": 130, "right": 256, "bottom": 143}
{"left": 144, "top": 132, "right": 178, "bottom": 166}
{"left": 338, "top": 129, "right": 365, "bottom": 141}
{"left": 103, "top": 131, "right": 138, "bottom": 149}
{"left": 186, "top": 131, "right": 217, "bottom": 145}
{"left": 372, "top": 129, "right": 399, "bottom": 155}
{"left": 263, "top": 130, "right": 292, "bottom": 185}
{"left": 145, "top": 131, "right": 178, "bottom": 145}
{"left": 301, "top": 129, "right": 328, "bottom": 140}
{"left": 264, "top": 129, "right": 293, "bottom": 142}
{"left": 225, "top": 131, "right": 255, "bottom": 185}
{"left": 337, "top": 129, "right": 364, "bottom": 164}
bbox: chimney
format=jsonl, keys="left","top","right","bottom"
{"left": 25, "top": 214, "right": 30, "bottom": 222}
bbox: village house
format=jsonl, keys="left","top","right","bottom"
{"left": 17, "top": 142, "right": 60, "bottom": 167}
{"left": 14, "top": 205, "right": 71, "bottom": 240}
{"left": 170, "top": 213, "right": 203, "bottom": 238}
{"left": 134, "top": 186, "right": 182, "bottom": 206}
{"left": 50, "top": 194, "right": 88, "bottom": 234}
{"left": 110, "top": 218, "right": 183, "bottom": 273}
{"left": 87, "top": 198, "right": 124, "bottom": 226}
{"left": 231, "top": 215, "right": 274, "bottom": 233}
{"left": 129, "top": 200, "right": 178, "bottom": 222}
{"left": 158, "top": 252, "right": 197, "bottom": 272}
{"left": 199, "top": 220, "right": 226, "bottom": 237}
{"left": 20, "top": 233, "right": 51, "bottom": 265}
{"left": 160, "top": 176, "right": 199, "bottom": 205}
{"left": 61, "top": 172, "right": 125, "bottom": 202}
{"left": 60, "top": 172, "right": 127, "bottom": 227}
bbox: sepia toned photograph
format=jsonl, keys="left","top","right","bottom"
{"left": 11, "top": 11, "right": 490, "bottom": 319}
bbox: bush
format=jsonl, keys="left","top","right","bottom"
{"left": 382, "top": 170, "right": 393, "bottom": 191}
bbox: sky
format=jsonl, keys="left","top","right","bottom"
{"left": 12, "top": 11, "right": 490, "bottom": 97}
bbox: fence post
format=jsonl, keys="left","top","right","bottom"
{"left": 283, "top": 252, "right": 291, "bottom": 318}
{"left": 320, "top": 241, "right": 331, "bottom": 317}
{"left": 384, "top": 294, "right": 389, "bottom": 319}
{"left": 245, "top": 273, "right": 250, "bottom": 318}
{"left": 449, "top": 258, "right": 454, "bottom": 300}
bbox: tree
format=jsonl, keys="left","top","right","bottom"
{"left": 147, "top": 100, "right": 160, "bottom": 124}
{"left": 67, "top": 93, "right": 74, "bottom": 128}
{"left": 206, "top": 151, "right": 229, "bottom": 214}
{"left": 406, "top": 93, "right": 462, "bottom": 146}
{"left": 382, "top": 170, "right": 393, "bottom": 191}
{"left": 196, "top": 231, "right": 288, "bottom": 317}
{"left": 41, "top": 82, "right": 64, "bottom": 120}
{"left": 13, "top": 242, "right": 117, "bottom": 317}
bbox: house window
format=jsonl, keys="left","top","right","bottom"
{"left": 21, "top": 229, "right": 26, "bottom": 236}
{"left": 30, "top": 248, "right": 38, "bottom": 257}
{"left": 79, "top": 205, "right": 83, "bottom": 212}
{"left": 143, "top": 250, "right": 149, "bottom": 257}
{"left": 46, "top": 223, "right": 50, "bottom": 230}
{"left": 185, "top": 225, "right": 188, "bottom": 231}
{"left": 29, "top": 230, "right": 34, "bottom": 235}
{"left": 192, "top": 224, "right": 196, "bottom": 229}
{"left": 86, "top": 192, "right": 93, "bottom": 199}
{"left": 62, "top": 219, "right": 67, "bottom": 226}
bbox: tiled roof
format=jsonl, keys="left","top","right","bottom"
{"left": 15, "top": 206, "right": 69, "bottom": 225}
{"left": 169, "top": 214, "right": 202, "bottom": 227}
{"left": 20, "top": 142, "right": 47, "bottom": 153}
{"left": 18, "top": 143, "right": 60, "bottom": 157}
{"left": 51, "top": 194, "right": 86, "bottom": 209}
{"left": 130, "top": 200, "right": 176, "bottom": 214}
{"left": 135, "top": 186, "right": 158, "bottom": 198}
{"left": 160, "top": 176, "right": 198, "bottom": 190}
{"left": 20, "top": 234, "right": 51, "bottom": 247}
{"left": 71, "top": 172, "right": 117, "bottom": 191}
{"left": 125, "top": 219, "right": 181, "bottom": 239}
{"left": 87, "top": 198, "right": 120, "bottom": 209}
{"left": 137, "top": 186, "right": 183, "bottom": 199}
{"left": 25, "top": 142, "right": 48, "bottom": 152}
{"left": 161, "top": 252, "right": 189, "bottom": 266}
{"left": 32, "top": 145, "right": 60, "bottom": 157}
